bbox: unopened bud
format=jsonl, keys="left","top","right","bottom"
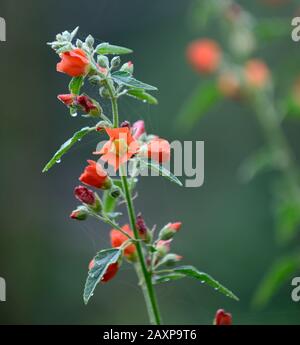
{"left": 74, "top": 185, "right": 102, "bottom": 212}
{"left": 136, "top": 214, "right": 152, "bottom": 243}
{"left": 214, "top": 309, "right": 232, "bottom": 325}
{"left": 158, "top": 222, "right": 182, "bottom": 241}
{"left": 85, "top": 35, "right": 95, "bottom": 48}
{"left": 120, "top": 61, "right": 134, "bottom": 74}
{"left": 111, "top": 56, "right": 121, "bottom": 68}
{"left": 120, "top": 121, "right": 131, "bottom": 128}
{"left": 156, "top": 239, "right": 172, "bottom": 257}
{"left": 75, "top": 95, "right": 102, "bottom": 117}
{"left": 110, "top": 186, "right": 121, "bottom": 199}
{"left": 70, "top": 206, "right": 88, "bottom": 221}
{"left": 97, "top": 55, "right": 109, "bottom": 69}
{"left": 158, "top": 253, "right": 183, "bottom": 267}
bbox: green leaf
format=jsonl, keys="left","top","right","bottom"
{"left": 112, "top": 71, "right": 157, "bottom": 91}
{"left": 138, "top": 159, "right": 183, "bottom": 187}
{"left": 69, "top": 76, "right": 84, "bottom": 95}
{"left": 95, "top": 42, "right": 133, "bottom": 55}
{"left": 252, "top": 255, "right": 300, "bottom": 309}
{"left": 153, "top": 265, "right": 239, "bottom": 301}
{"left": 102, "top": 190, "right": 117, "bottom": 214}
{"left": 42, "top": 127, "right": 93, "bottom": 172}
{"left": 177, "top": 81, "right": 222, "bottom": 132}
{"left": 126, "top": 89, "right": 158, "bottom": 105}
{"left": 83, "top": 248, "right": 122, "bottom": 305}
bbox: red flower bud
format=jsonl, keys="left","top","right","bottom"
{"left": 57, "top": 93, "right": 75, "bottom": 106}
{"left": 187, "top": 39, "right": 221, "bottom": 74}
{"left": 76, "top": 95, "right": 101, "bottom": 116}
{"left": 70, "top": 206, "right": 88, "bottom": 221}
{"left": 110, "top": 225, "right": 136, "bottom": 259}
{"left": 79, "top": 160, "right": 111, "bottom": 189}
{"left": 89, "top": 259, "right": 119, "bottom": 283}
{"left": 120, "top": 121, "right": 131, "bottom": 128}
{"left": 147, "top": 138, "right": 171, "bottom": 163}
{"left": 74, "top": 185, "right": 96, "bottom": 205}
{"left": 120, "top": 61, "right": 134, "bottom": 74}
{"left": 56, "top": 48, "right": 90, "bottom": 77}
{"left": 214, "top": 309, "right": 232, "bottom": 325}
{"left": 136, "top": 213, "right": 151, "bottom": 242}
{"left": 156, "top": 239, "right": 172, "bottom": 257}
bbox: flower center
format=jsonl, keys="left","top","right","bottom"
{"left": 111, "top": 138, "right": 128, "bottom": 156}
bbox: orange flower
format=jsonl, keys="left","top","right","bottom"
{"left": 110, "top": 225, "right": 136, "bottom": 258}
{"left": 94, "top": 127, "right": 139, "bottom": 171}
{"left": 79, "top": 160, "right": 111, "bottom": 189}
{"left": 187, "top": 39, "right": 221, "bottom": 74}
{"left": 244, "top": 59, "right": 270, "bottom": 89}
{"left": 147, "top": 138, "right": 171, "bottom": 163}
{"left": 88, "top": 259, "right": 119, "bottom": 283}
{"left": 56, "top": 48, "right": 90, "bottom": 77}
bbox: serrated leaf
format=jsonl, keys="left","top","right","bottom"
{"left": 252, "top": 255, "right": 300, "bottom": 309}
{"left": 69, "top": 76, "right": 84, "bottom": 95}
{"left": 112, "top": 71, "right": 157, "bottom": 91}
{"left": 153, "top": 265, "right": 239, "bottom": 301}
{"left": 83, "top": 248, "right": 122, "bottom": 304}
{"left": 138, "top": 159, "right": 182, "bottom": 187}
{"left": 95, "top": 42, "right": 133, "bottom": 55}
{"left": 177, "top": 81, "right": 222, "bottom": 132}
{"left": 126, "top": 89, "right": 158, "bottom": 104}
{"left": 42, "top": 127, "right": 93, "bottom": 172}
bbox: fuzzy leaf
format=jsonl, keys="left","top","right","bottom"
{"left": 252, "top": 255, "right": 300, "bottom": 308}
{"left": 83, "top": 248, "right": 122, "bottom": 305}
{"left": 112, "top": 71, "right": 157, "bottom": 91}
{"left": 42, "top": 127, "right": 93, "bottom": 172}
{"left": 177, "top": 81, "right": 222, "bottom": 132}
{"left": 69, "top": 76, "right": 84, "bottom": 95}
{"left": 153, "top": 265, "right": 239, "bottom": 301}
{"left": 126, "top": 89, "right": 158, "bottom": 104}
{"left": 95, "top": 42, "right": 133, "bottom": 55}
{"left": 138, "top": 159, "right": 183, "bottom": 187}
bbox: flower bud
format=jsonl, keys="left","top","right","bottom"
{"left": 110, "top": 185, "right": 121, "bottom": 199}
{"left": 120, "top": 121, "right": 131, "bottom": 128}
{"left": 136, "top": 214, "right": 152, "bottom": 243}
{"left": 70, "top": 206, "right": 88, "bottom": 220}
{"left": 74, "top": 185, "right": 101, "bottom": 212}
{"left": 97, "top": 55, "right": 109, "bottom": 69}
{"left": 158, "top": 222, "right": 182, "bottom": 240}
{"left": 85, "top": 34, "right": 94, "bottom": 48}
{"left": 76, "top": 95, "right": 102, "bottom": 117}
{"left": 214, "top": 309, "right": 232, "bottom": 325}
{"left": 120, "top": 61, "right": 134, "bottom": 74}
{"left": 244, "top": 59, "right": 270, "bottom": 89}
{"left": 156, "top": 239, "right": 172, "bottom": 257}
{"left": 111, "top": 56, "right": 121, "bottom": 68}
{"left": 158, "top": 253, "right": 183, "bottom": 267}
{"left": 57, "top": 93, "right": 75, "bottom": 106}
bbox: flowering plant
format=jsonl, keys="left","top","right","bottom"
{"left": 44, "top": 27, "right": 238, "bottom": 324}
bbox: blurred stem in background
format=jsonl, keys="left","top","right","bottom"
{"left": 180, "top": 0, "right": 300, "bottom": 308}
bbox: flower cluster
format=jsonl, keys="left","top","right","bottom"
{"left": 44, "top": 28, "right": 238, "bottom": 325}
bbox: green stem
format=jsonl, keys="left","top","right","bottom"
{"left": 107, "top": 82, "right": 162, "bottom": 325}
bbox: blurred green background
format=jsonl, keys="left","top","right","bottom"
{"left": 0, "top": 0, "right": 300, "bottom": 324}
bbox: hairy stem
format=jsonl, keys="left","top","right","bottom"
{"left": 107, "top": 81, "right": 162, "bottom": 325}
